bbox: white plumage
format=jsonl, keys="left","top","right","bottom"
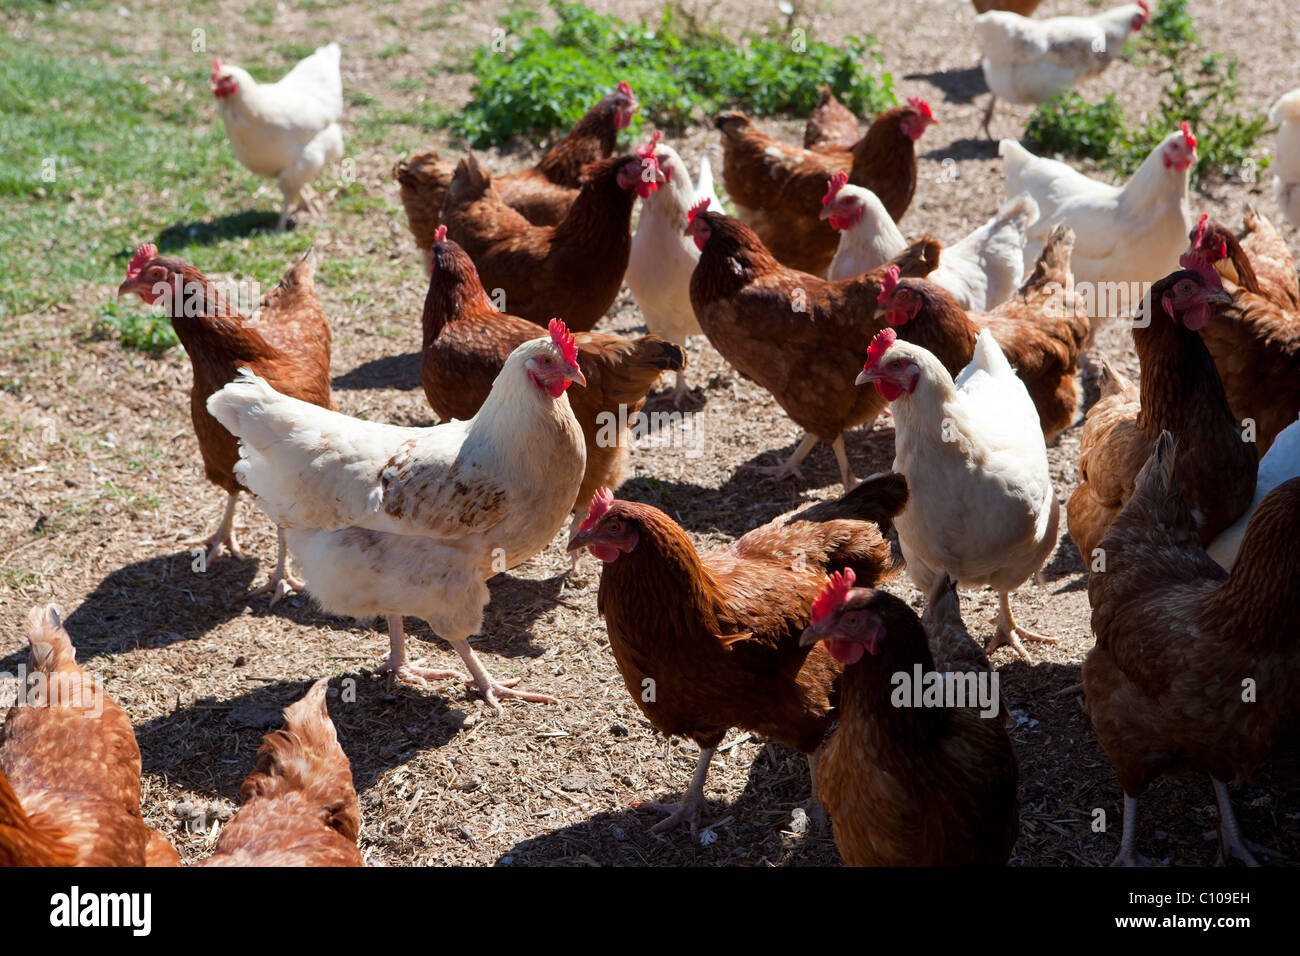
{"left": 626, "top": 143, "right": 720, "bottom": 405}
{"left": 860, "top": 328, "right": 1059, "bottom": 662}
{"left": 1000, "top": 131, "right": 1194, "bottom": 318}
{"left": 207, "top": 335, "right": 587, "bottom": 710}
{"left": 1207, "top": 416, "right": 1300, "bottom": 570}
{"left": 828, "top": 186, "right": 1037, "bottom": 310}
{"left": 212, "top": 43, "right": 345, "bottom": 230}
{"left": 1269, "top": 89, "right": 1300, "bottom": 229}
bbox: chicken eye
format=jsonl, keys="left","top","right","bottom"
{"left": 842, "top": 613, "right": 860, "bottom": 629}
{"left": 606, "top": 518, "right": 621, "bottom": 533}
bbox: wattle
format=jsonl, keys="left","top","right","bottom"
{"left": 875, "top": 379, "right": 904, "bottom": 401}
{"left": 825, "top": 638, "right": 864, "bottom": 666}
{"left": 590, "top": 544, "right": 621, "bottom": 563}
{"left": 1181, "top": 303, "right": 1211, "bottom": 331}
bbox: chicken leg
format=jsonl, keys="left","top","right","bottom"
{"left": 643, "top": 746, "right": 716, "bottom": 838}
{"left": 668, "top": 370, "right": 693, "bottom": 410}
{"left": 380, "top": 616, "right": 467, "bottom": 687}
{"left": 1212, "top": 778, "right": 1260, "bottom": 867}
{"left": 247, "top": 526, "right": 306, "bottom": 605}
{"left": 447, "top": 635, "right": 556, "bottom": 714}
{"left": 1111, "top": 794, "right": 1151, "bottom": 866}
{"left": 184, "top": 491, "right": 244, "bottom": 565}
{"left": 831, "top": 436, "right": 859, "bottom": 492}
{"left": 981, "top": 95, "right": 998, "bottom": 140}
{"left": 986, "top": 591, "right": 1058, "bottom": 663}
{"left": 743, "top": 433, "right": 818, "bottom": 483}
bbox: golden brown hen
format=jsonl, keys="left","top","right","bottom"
{"left": 567, "top": 472, "right": 909, "bottom": 838}
{"left": 198, "top": 679, "right": 362, "bottom": 867}
{"left": 0, "top": 606, "right": 178, "bottom": 867}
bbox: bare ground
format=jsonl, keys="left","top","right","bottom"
{"left": 2, "top": 0, "right": 1299, "bottom": 866}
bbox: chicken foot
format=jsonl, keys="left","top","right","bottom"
{"left": 247, "top": 526, "right": 306, "bottom": 605}
{"left": 643, "top": 746, "right": 716, "bottom": 838}
{"left": 830, "top": 436, "right": 859, "bottom": 492}
{"left": 986, "top": 591, "right": 1058, "bottom": 664}
{"left": 448, "top": 636, "right": 557, "bottom": 714}
{"left": 183, "top": 491, "right": 244, "bottom": 565}
{"left": 1212, "top": 778, "right": 1261, "bottom": 867}
{"left": 742, "top": 433, "right": 818, "bottom": 484}
{"left": 380, "top": 616, "right": 468, "bottom": 687}
{"left": 668, "top": 370, "right": 693, "bottom": 410}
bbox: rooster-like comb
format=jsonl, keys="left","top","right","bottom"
{"left": 1177, "top": 250, "right": 1225, "bottom": 288}
{"left": 434, "top": 225, "right": 447, "bottom": 243}
{"left": 811, "top": 568, "right": 856, "bottom": 625}
{"left": 637, "top": 131, "right": 662, "bottom": 159}
{"left": 822, "top": 171, "right": 849, "bottom": 207}
{"left": 863, "top": 327, "right": 898, "bottom": 372}
{"left": 548, "top": 318, "right": 579, "bottom": 367}
{"left": 908, "top": 96, "right": 934, "bottom": 120}
{"left": 578, "top": 487, "right": 614, "bottom": 532}
{"left": 880, "top": 264, "right": 901, "bottom": 299}
{"left": 1137, "top": 0, "right": 1150, "bottom": 16}
{"left": 1181, "top": 121, "right": 1197, "bottom": 151}
{"left": 211, "top": 59, "right": 222, "bottom": 79}
{"left": 126, "top": 243, "right": 158, "bottom": 281}
{"left": 617, "top": 80, "right": 633, "bottom": 98}
{"left": 687, "top": 196, "right": 711, "bottom": 224}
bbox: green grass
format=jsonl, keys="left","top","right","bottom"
{"left": 449, "top": 0, "right": 895, "bottom": 147}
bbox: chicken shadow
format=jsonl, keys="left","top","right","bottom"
{"left": 332, "top": 350, "right": 424, "bottom": 393}
{"left": 903, "top": 66, "right": 989, "bottom": 103}
{"left": 151, "top": 210, "right": 282, "bottom": 251}
{"left": 923, "top": 138, "right": 1000, "bottom": 163}
{"left": 132, "top": 674, "right": 467, "bottom": 800}
{"left": 496, "top": 738, "right": 839, "bottom": 866}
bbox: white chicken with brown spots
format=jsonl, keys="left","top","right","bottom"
{"left": 208, "top": 321, "right": 587, "bottom": 712}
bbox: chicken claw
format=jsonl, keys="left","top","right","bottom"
{"left": 742, "top": 433, "right": 818, "bottom": 484}
{"left": 641, "top": 746, "right": 716, "bottom": 839}
{"left": 247, "top": 526, "right": 305, "bottom": 605}
{"left": 451, "top": 638, "right": 556, "bottom": 714}
{"left": 381, "top": 616, "right": 467, "bottom": 687}
{"left": 986, "top": 592, "right": 1058, "bottom": 663}
{"left": 184, "top": 491, "right": 244, "bottom": 564}
{"left": 1213, "top": 779, "right": 1261, "bottom": 867}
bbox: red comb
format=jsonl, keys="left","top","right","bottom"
{"left": 1137, "top": 0, "right": 1149, "bottom": 14}
{"left": 908, "top": 96, "right": 934, "bottom": 121}
{"left": 1181, "top": 121, "right": 1197, "bottom": 151}
{"left": 126, "top": 243, "right": 158, "bottom": 281}
{"left": 863, "top": 327, "right": 898, "bottom": 373}
{"left": 880, "top": 264, "right": 901, "bottom": 299}
{"left": 212, "top": 59, "right": 221, "bottom": 79}
{"left": 822, "top": 171, "right": 849, "bottom": 207}
{"left": 617, "top": 81, "right": 632, "bottom": 97}
{"left": 811, "top": 568, "right": 856, "bottom": 625}
{"left": 1192, "top": 212, "right": 1208, "bottom": 247}
{"left": 579, "top": 487, "right": 614, "bottom": 532}
{"left": 637, "top": 131, "right": 662, "bottom": 160}
{"left": 434, "top": 225, "right": 447, "bottom": 243}
{"left": 1178, "top": 250, "right": 1225, "bottom": 289}
{"left": 687, "top": 196, "right": 710, "bottom": 224}
{"left": 548, "top": 318, "right": 579, "bottom": 367}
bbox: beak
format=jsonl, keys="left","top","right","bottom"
{"left": 855, "top": 367, "right": 880, "bottom": 387}
{"left": 817, "top": 204, "right": 837, "bottom": 221}
{"left": 568, "top": 365, "right": 587, "bottom": 388}
{"left": 116, "top": 278, "right": 139, "bottom": 298}
{"left": 1207, "top": 290, "right": 1232, "bottom": 306}
{"left": 799, "top": 621, "right": 832, "bottom": 647}
{"left": 566, "top": 526, "right": 593, "bottom": 552}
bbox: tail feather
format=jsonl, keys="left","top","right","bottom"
{"left": 239, "top": 679, "right": 360, "bottom": 843}
{"left": 25, "top": 604, "right": 78, "bottom": 677}
{"left": 0, "top": 771, "right": 76, "bottom": 867}
{"left": 1020, "top": 223, "right": 1075, "bottom": 293}
{"left": 714, "top": 111, "right": 753, "bottom": 140}
{"left": 786, "top": 471, "right": 909, "bottom": 533}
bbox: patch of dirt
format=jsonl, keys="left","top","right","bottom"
{"left": 2, "top": 0, "right": 1298, "bottom": 867}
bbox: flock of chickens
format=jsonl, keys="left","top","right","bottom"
{"left": 4, "top": 0, "right": 1300, "bottom": 869}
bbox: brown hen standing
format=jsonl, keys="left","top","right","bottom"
{"left": 567, "top": 472, "right": 909, "bottom": 838}
{"left": 716, "top": 98, "right": 936, "bottom": 275}
{"left": 802, "top": 87, "right": 861, "bottom": 151}
{"left": 0, "top": 606, "right": 179, "bottom": 867}
{"left": 393, "top": 82, "right": 639, "bottom": 271}
{"left": 117, "top": 245, "right": 334, "bottom": 603}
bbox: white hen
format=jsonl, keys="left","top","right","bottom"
{"left": 211, "top": 44, "right": 345, "bottom": 231}
{"left": 825, "top": 180, "right": 1037, "bottom": 310}
{"left": 1269, "top": 89, "right": 1300, "bottom": 229}
{"left": 974, "top": 3, "right": 1148, "bottom": 136}
{"left": 626, "top": 135, "right": 721, "bottom": 407}
{"left": 1207, "top": 414, "right": 1300, "bottom": 570}
{"left": 1001, "top": 128, "right": 1195, "bottom": 321}
{"left": 856, "top": 326, "right": 1060, "bottom": 663}
{"left": 207, "top": 322, "right": 587, "bottom": 712}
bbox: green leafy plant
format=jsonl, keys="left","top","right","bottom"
{"left": 1025, "top": 1, "right": 1270, "bottom": 186}
{"left": 450, "top": 0, "right": 894, "bottom": 147}
{"left": 92, "top": 300, "right": 178, "bottom": 354}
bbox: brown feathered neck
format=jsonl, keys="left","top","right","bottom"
{"left": 422, "top": 240, "right": 500, "bottom": 348}
{"left": 834, "top": 592, "right": 952, "bottom": 745}
{"left": 535, "top": 92, "right": 626, "bottom": 183}
{"left": 595, "top": 502, "right": 730, "bottom": 638}
{"left": 849, "top": 107, "right": 917, "bottom": 185}
{"left": 899, "top": 277, "right": 975, "bottom": 326}
{"left": 150, "top": 258, "right": 281, "bottom": 365}
{"left": 551, "top": 155, "right": 638, "bottom": 244}
{"left": 1209, "top": 478, "right": 1300, "bottom": 640}
{"left": 691, "top": 212, "right": 786, "bottom": 300}
{"left": 1133, "top": 271, "right": 1234, "bottom": 437}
